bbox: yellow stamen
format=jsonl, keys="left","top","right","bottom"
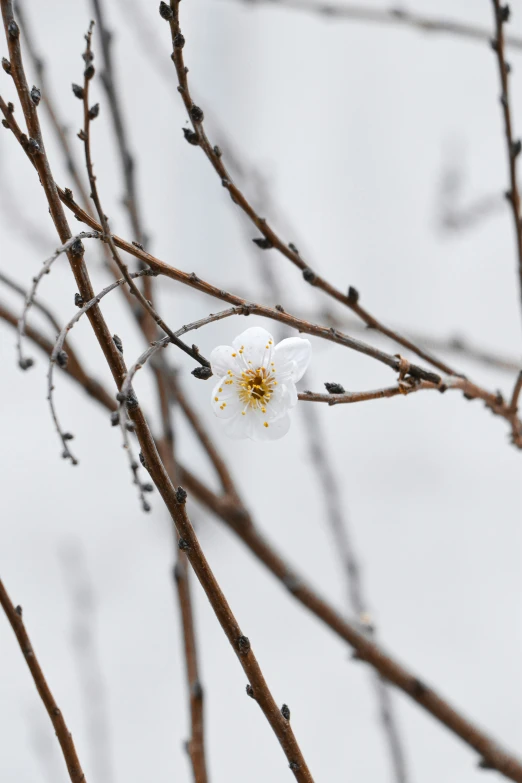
{"left": 263, "top": 422, "right": 269, "bottom": 428}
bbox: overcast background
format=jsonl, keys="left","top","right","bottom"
{"left": 0, "top": 1, "right": 521, "bottom": 782}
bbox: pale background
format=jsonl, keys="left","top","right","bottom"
{"left": 0, "top": 1, "right": 521, "bottom": 781}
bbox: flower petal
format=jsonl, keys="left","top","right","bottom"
{"left": 264, "top": 382, "right": 296, "bottom": 419}
{"left": 210, "top": 345, "right": 240, "bottom": 377}
{"left": 223, "top": 412, "right": 252, "bottom": 439}
{"left": 274, "top": 337, "right": 312, "bottom": 382}
{"left": 232, "top": 326, "right": 274, "bottom": 369}
{"left": 250, "top": 411, "right": 291, "bottom": 441}
{"left": 211, "top": 379, "right": 243, "bottom": 419}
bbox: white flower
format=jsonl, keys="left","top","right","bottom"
{"left": 209, "top": 326, "right": 312, "bottom": 441}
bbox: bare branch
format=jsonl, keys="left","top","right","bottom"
{"left": 490, "top": 1, "right": 522, "bottom": 323}
{"left": 0, "top": 576, "right": 87, "bottom": 783}
{"left": 219, "top": 0, "right": 522, "bottom": 50}
{"left": 16, "top": 231, "right": 100, "bottom": 370}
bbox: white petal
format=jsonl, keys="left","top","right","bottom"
{"left": 282, "top": 381, "right": 298, "bottom": 408}
{"left": 250, "top": 412, "right": 291, "bottom": 441}
{"left": 211, "top": 380, "right": 242, "bottom": 419}
{"left": 232, "top": 327, "right": 274, "bottom": 369}
{"left": 264, "top": 382, "right": 296, "bottom": 419}
{"left": 210, "top": 345, "right": 240, "bottom": 377}
{"left": 223, "top": 412, "right": 252, "bottom": 439}
{"left": 274, "top": 337, "right": 312, "bottom": 382}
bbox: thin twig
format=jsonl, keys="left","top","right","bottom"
{"left": 47, "top": 269, "right": 150, "bottom": 464}
{"left": 298, "top": 383, "right": 431, "bottom": 404}
{"left": 490, "top": 1, "right": 522, "bottom": 322}
{"left": 219, "top": 0, "right": 522, "bottom": 50}
{"left": 0, "top": 576, "right": 87, "bottom": 783}
{"left": 16, "top": 231, "right": 100, "bottom": 370}
{"left": 509, "top": 369, "right": 522, "bottom": 413}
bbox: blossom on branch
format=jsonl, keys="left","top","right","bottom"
{"left": 210, "top": 326, "right": 311, "bottom": 441}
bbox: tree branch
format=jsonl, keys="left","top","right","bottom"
{"left": 0, "top": 576, "right": 87, "bottom": 783}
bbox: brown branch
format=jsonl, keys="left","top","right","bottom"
{"left": 4, "top": 301, "right": 522, "bottom": 781}
{"left": 0, "top": 576, "right": 87, "bottom": 783}
{"left": 174, "top": 554, "right": 208, "bottom": 783}
{"left": 509, "top": 369, "right": 522, "bottom": 412}
{"left": 490, "top": 1, "right": 522, "bottom": 320}
{"left": 160, "top": 0, "right": 458, "bottom": 378}
{"left": 219, "top": 0, "right": 522, "bottom": 50}
{"left": 298, "top": 382, "right": 432, "bottom": 404}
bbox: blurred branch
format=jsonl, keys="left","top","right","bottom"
{"left": 219, "top": 0, "right": 522, "bottom": 50}
{"left": 0, "top": 576, "right": 87, "bottom": 783}
{"left": 490, "top": 1, "right": 522, "bottom": 323}
{"left": 14, "top": 0, "right": 93, "bottom": 213}
{"left": 0, "top": 268, "right": 62, "bottom": 333}
{"left": 60, "top": 544, "right": 115, "bottom": 783}
{"left": 90, "top": 0, "right": 146, "bottom": 247}
{"left": 174, "top": 555, "right": 209, "bottom": 783}
{"left": 0, "top": 298, "right": 116, "bottom": 410}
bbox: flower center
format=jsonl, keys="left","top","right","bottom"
{"left": 238, "top": 366, "right": 276, "bottom": 409}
